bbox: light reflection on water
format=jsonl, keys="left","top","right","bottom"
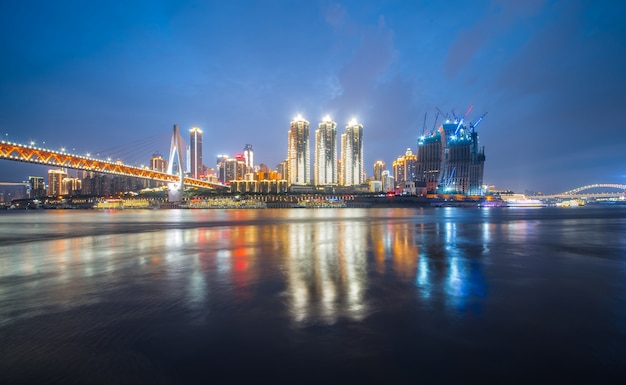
{"left": 1, "top": 207, "right": 625, "bottom": 383}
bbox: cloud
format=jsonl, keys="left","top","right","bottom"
{"left": 444, "top": 0, "right": 546, "bottom": 79}
{"left": 326, "top": 15, "right": 395, "bottom": 115}
{"left": 323, "top": 2, "right": 347, "bottom": 29}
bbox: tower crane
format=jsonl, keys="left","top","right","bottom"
{"left": 436, "top": 107, "right": 449, "bottom": 122}
{"left": 454, "top": 105, "right": 474, "bottom": 135}
{"left": 431, "top": 111, "right": 440, "bottom": 135}
{"left": 469, "top": 112, "right": 488, "bottom": 132}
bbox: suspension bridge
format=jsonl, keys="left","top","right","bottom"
{"left": 0, "top": 125, "right": 227, "bottom": 202}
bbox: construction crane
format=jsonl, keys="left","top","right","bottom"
{"left": 431, "top": 111, "right": 440, "bottom": 135}
{"left": 469, "top": 112, "right": 488, "bottom": 132}
{"left": 421, "top": 112, "right": 427, "bottom": 136}
{"left": 454, "top": 105, "right": 474, "bottom": 135}
{"left": 436, "top": 107, "right": 449, "bottom": 122}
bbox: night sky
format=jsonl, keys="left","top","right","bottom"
{"left": 1, "top": 0, "right": 625, "bottom": 193}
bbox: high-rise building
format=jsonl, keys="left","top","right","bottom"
{"left": 314, "top": 116, "right": 337, "bottom": 186}
{"left": 287, "top": 115, "right": 310, "bottom": 185}
{"left": 216, "top": 154, "right": 228, "bottom": 184}
{"left": 150, "top": 153, "right": 167, "bottom": 173}
{"left": 224, "top": 158, "right": 238, "bottom": 183}
{"left": 340, "top": 119, "right": 364, "bottom": 186}
{"left": 28, "top": 176, "right": 45, "bottom": 198}
{"left": 189, "top": 126, "right": 203, "bottom": 178}
{"left": 277, "top": 159, "right": 288, "bottom": 181}
{"left": 62, "top": 177, "right": 82, "bottom": 196}
{"left": 373, "top": 160, "right": 386, "bottom": 181}
{"left": 416, "top": 119, "right": 485, "bottom": 195}
{"left": 392, "top": 148, "right": 417, "bottom": 186}
{"left": 47, "top": 169, "right": 67, "bottom": 196}
{"left": 243, "top": 144, "right": 254, "bottom": 172}
{"left": 381, "top": 170, "right": 395, "bottom": 193}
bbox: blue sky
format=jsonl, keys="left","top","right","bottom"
{"left": 1, "top": 0, "right": 625, "bottom": 193}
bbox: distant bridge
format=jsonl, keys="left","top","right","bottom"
{"left": 0, "top": 125, "right": 228, "bottom": 201}
{"left": 528, "top": 184, "right": 626, "bottom": 199}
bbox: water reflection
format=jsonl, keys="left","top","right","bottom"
{"left": 0, "top": 209, "right": 496, "bottom": 327}
{"left": 0, "top": 210, "right": 494, "bottom": 325}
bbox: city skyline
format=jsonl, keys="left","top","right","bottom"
{"left": 1, "top": 1, "right": 625, "bottom": 193}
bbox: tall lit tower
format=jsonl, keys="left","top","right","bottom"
{"left": 314, "top": 116, "right": 337, "bottom": 186}
{"left": 340, "top": 118, "right": 364, "bottom": 186}
{"left": 189, "top": 126, "right": 203, "bottom": 178}
{"left": 47, "top": 169, "right": 67, "bottom": 196}
{"left": 287, "top": 115, "right": 310, "bottom": 185}
{"left": 373, "top": 160, "right": 386, "bottom": 181}
{"left": 243, "top": 144, "right": 254, "bottom": 172}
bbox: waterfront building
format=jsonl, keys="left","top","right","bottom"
{"left": 47, "top": 169, "right": 67, "bottom": 196}
{"left": 243, "top": 144, "right": 254, "bottom": 173}
{"left": 277, "top": 159, "right": 288, "bottom": 181}
{"left": 416, "top": 119, "right": 485, "bottom": 195}
{"left": 340, "top": 119, "right": 364, "bottom": 186}
{"left": 189, "top": 127, "right": 203, "bottom": 178}
{"left": 392, "top": 148, "right": 417, "bottom": 187}
{"left": 381, "top": 170, "right": 395, "bottom": 193}
{"left": 150, "top": 153, "right": 167, "bottom": 173}
{"left": 28, "top": 176, "right": 45, "bottom": 198}
{"left": 314, "top": 116, "right": 338, "bottom": 186}
{"left": 369, "top": 180, "right": 382, "bottom": 193}
{"left": 62, "top": 177, "right": 82, "bottom": 196}
{"left": 373, "top": 160, "right": 386, "bottom": 181}
{"left": 287, "top": 115, "right": 310, "bottom": 185}
{"left": 216, "top": 154, "right": 228, "bottom": 184}
{"left": 222, "top": 157, "right": 246, "bottom": 183}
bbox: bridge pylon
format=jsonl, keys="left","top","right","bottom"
{"left": 166, "top": 124, "right": 185, "bottom": 202}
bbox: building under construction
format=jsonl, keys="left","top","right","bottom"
{"left": 416, "top": 110, "right": 486, "bottom": 195}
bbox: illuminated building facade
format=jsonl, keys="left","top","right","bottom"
{"left": 47, "top": 169, "right": 67, "bottom": 196}
{"left": 287, "top": 115, "right": 310, "bottom": 185}
{"left": 314, "top": 116, "right": 337, "bottom": 186}
{"left": 150, "top": 153, "right": 167, "bottom": 173}
{"left": 392, "top": 148, "right": 417, "bottom": 186}
{"left": 189, "top": 127, "right": 203, "bottom": 178}
{"left": 62, "top": 177, "right": 82, "bottom": 195}
{"left": 340, "top": 119, "right": 364, "bottom": 186}
{"left": 417, "top": 120, "right": 485, "bottom": 195}
{"left": 29, "top": 176, "right": 45, "bottom": 198}
{"left": 373, "top": 160, "right": 386, "bottom": 181}
{"left": 216, "top": 154, "right": 228, "bottom": 184}
{"left": 243, "top": 144, "right": 254, "bottom": 172}
{"left": 381, "top": 170, "right": 395, "bottom": 193}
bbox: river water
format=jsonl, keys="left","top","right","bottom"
{"left": 1, "top": 207, "right": 625, "bottom": 383}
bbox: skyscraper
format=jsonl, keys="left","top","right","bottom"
{"left": 287, "top": 115, "right": 310, "bottom": 185}
{"left": 314, "top": 116, "right": 337, "bottom": 186}
{"left": 47, "top": 169, "right": 67, "bottom": 196}
{"left": 373, "top": 160, "right": 386, "bottom": 181}
{"left": 28, "top": 176, "right": 45, "bottom": 198}
{"left": 243, "top": 144, "right": 254, "bottom": 172}
{"left": 416, "top": 119, "right": 485, "bottom": 195}
{"left": 216, "top": 154, "right": 228, "bottom": 184}
{"left": 189, "top": 126, "right": 203, "bottom": 178}
{"left": 340, "top": 118, "right": 364, "bottom": 186}
{"left": 392, "top": 148, "right": 417, "bottom": 186}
